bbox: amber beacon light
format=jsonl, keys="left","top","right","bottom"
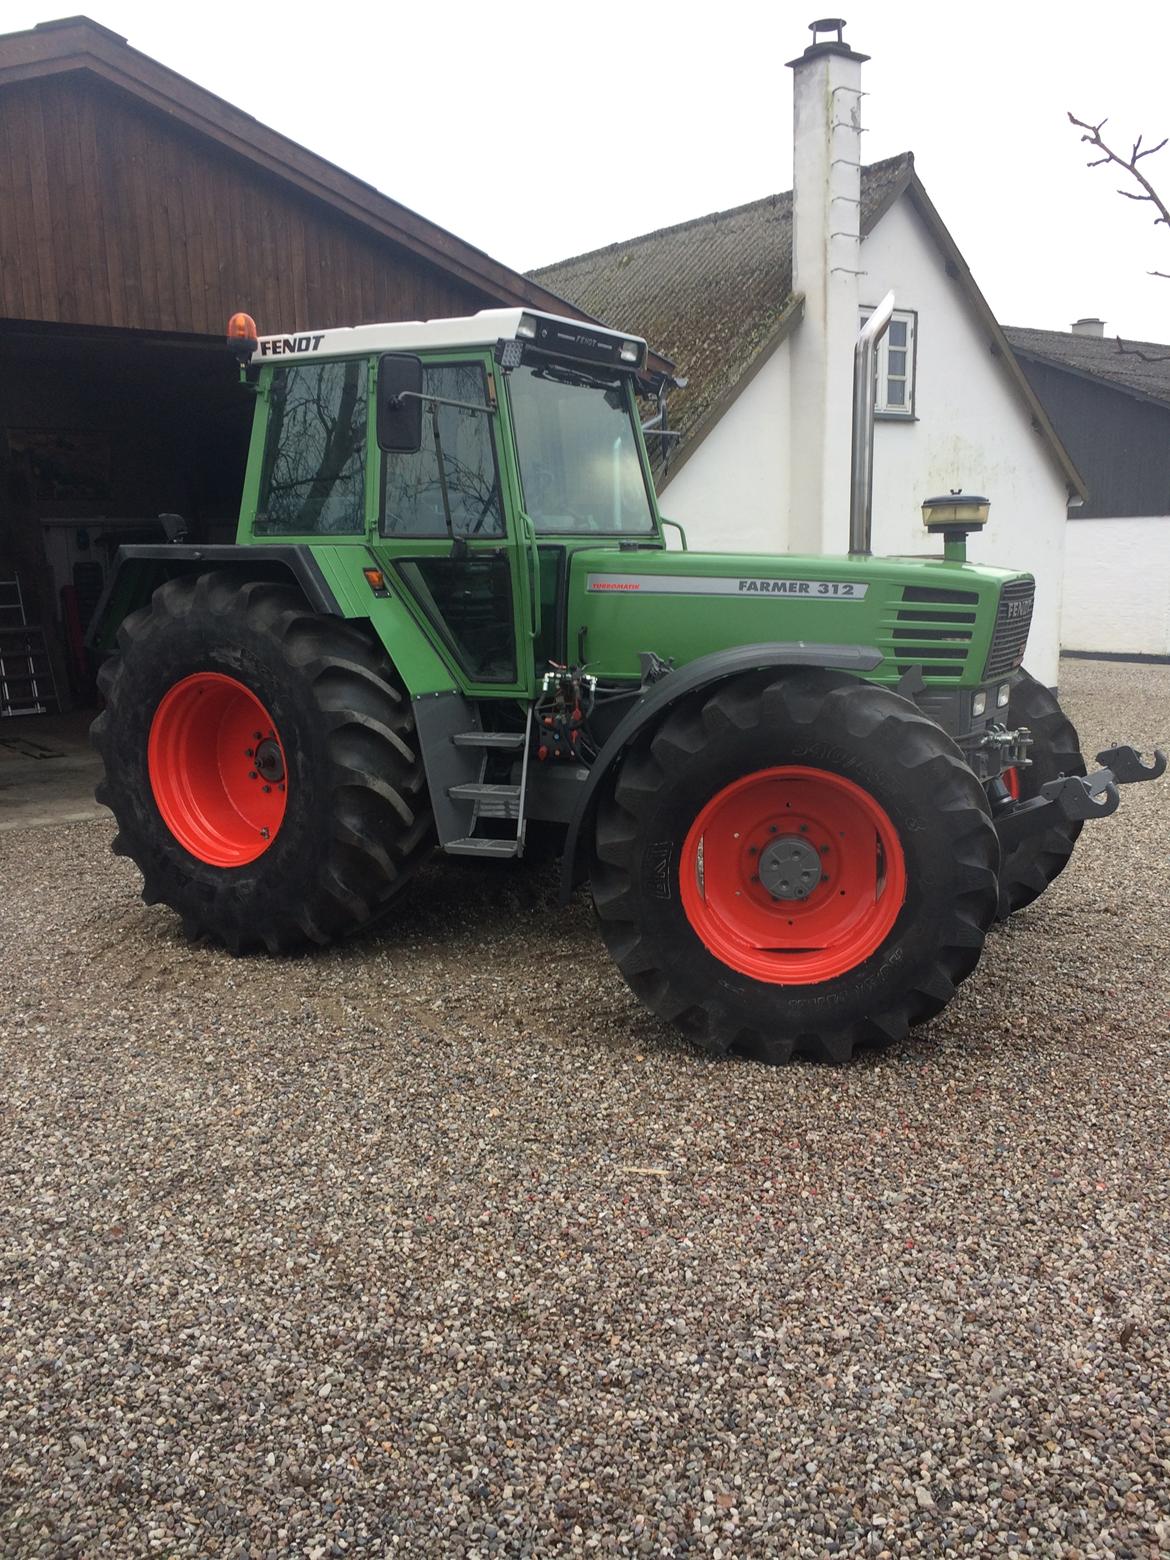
{"left": 227, "top": 311, "right": 259, "bottom": 364}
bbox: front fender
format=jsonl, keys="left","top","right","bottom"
{"left": 558, "top": 642, "right": 883, "bottom": 903}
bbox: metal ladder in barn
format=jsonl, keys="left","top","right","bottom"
{"left": 0, "top": 575, "right": 58, "bottom": 718}
{"left": 443, "top": 706, "right": 533, "bottom": 859}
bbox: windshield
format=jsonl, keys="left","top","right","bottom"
{"left": 507, "top": 363, "right": 656, "bottom": 535}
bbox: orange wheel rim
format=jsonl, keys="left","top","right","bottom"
{"left": 679, "top": 766, "right": 906, "bottom": 985}
{"left": 148, "top": 672, "right": 288, "bottom": 867}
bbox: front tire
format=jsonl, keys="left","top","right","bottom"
{"left": 91, "top": 572, "right": 433, "bottom": 952}
{"left": 995, "top": 669, "right": 1086, "bottom": 918}
{"left": 590, "top": 671, "right": 1000, "bottom": 1064}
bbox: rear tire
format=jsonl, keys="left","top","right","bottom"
{"left": 591, "top": 671, "right": 1000, "bottom": 1064}
{"left": 995, "top": 669, "right": 1086, "bottom": 918}
{"left": 91, "top": 572, "right": 433, "bottom": 952}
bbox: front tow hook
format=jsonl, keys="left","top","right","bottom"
{"left": 1095, "top": 744, "right": 1168, "bottom": 785}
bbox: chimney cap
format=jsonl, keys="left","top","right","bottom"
{"left": 787, "top": 17, "right": 870, "bottom": 67}
{"left": 1070, "top": 317, "right": 1106, "bottom": 337}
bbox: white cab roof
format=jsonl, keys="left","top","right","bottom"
{"left": 248, "top": 308, "right": 647, "bottom": 366}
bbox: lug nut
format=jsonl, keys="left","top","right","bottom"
{"left": 249, "top": 770, "right": 258, "bottom": 780}
{"left": 245, "top": 748, "right": 254, "bottom": 758}
{"left": 262, "top": 785, "right": 271, "bottom": 794}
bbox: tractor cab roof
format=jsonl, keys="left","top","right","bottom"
{"left": 246, "top": 307, "right": 653, "bottom": 377}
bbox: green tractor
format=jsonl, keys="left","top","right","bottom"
{"left": 89, "top": 301, "right": 1164, "bottom": 1063}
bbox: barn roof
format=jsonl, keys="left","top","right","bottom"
{"left": 1004, "top": 325, "right": 1170, "bottom": 408}
{"left": 0, "top": 15, "right": 659, "bottom": 355}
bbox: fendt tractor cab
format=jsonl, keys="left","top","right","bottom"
{"left": 89, "top": 301, "right": 1164, "bottom": 1063}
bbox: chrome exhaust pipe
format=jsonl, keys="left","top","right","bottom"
{"left": 849, "top": 290, "right": 895, "bottom": 555}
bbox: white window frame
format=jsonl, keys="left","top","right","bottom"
{"left": 860, "top": 307, "right": 917, "bottom": 418}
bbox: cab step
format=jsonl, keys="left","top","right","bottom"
{"left": 443, "top": 836, "right": 524, "bottom": 858}
{"left": 451, "top": 730, "right": 527, "bottom": 750}
{"left": 448, "top": 781, "right": 521, "bottom": 818}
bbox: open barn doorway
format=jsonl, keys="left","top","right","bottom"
{"left": 0, "top": 322, "right": 252, "bottom": 713}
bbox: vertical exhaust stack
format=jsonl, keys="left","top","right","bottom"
{"left": 787, "top": 17, "right": 870, "bottom": 554}
{"left": 849, "top": 290, "right": 894, "bottom": 555}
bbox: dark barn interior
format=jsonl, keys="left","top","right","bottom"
{"left": 0, "top": 15, "right": 586, "bottom": 714}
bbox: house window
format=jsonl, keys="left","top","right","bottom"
{"left": 860, "top": 308, "right": 916, "bottom": 417}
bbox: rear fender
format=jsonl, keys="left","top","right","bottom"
{"left": 87, "top": 544, "right": 341, "bottom": 654}
{"left": 559, "top": 642, "right": 883, "bottom": 902}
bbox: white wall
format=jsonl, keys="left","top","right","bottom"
{"left": 660, "top": 191, "right": 1072, "bottom": 689}
{"left": 1062, "top": 517, "right": 1170, "bottom": 656}
{"left": 863, "top": 199, "right": 1070, "bottom": 690}
{"left": 660, "top": 344, "right": 791, "bottom": 553}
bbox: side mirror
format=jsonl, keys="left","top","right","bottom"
{"left": 377, "top": 354, "right": 424, "bottom": 452}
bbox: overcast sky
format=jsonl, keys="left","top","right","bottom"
{"left": 6, "top": 0, "right": 1170, "bottom": 342}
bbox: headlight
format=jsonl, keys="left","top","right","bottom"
{"left": 972, "top": 692, "right": 987, "bottom": 717}
{"left": 997, "top": 683, "right": 1011, "bottom": 708}
{"left": 516, "top": 314, "right": 538, "bottom": 340}
{"left": 619, "top": 339, "right": 641, "bottom": 364}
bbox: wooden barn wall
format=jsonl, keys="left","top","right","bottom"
{"left": 0, "top": 73, "right": 491, "bottom": 335}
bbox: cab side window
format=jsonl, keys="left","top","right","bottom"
{"left": 381, "top": 363, "right": 503, "bottom": 538}
{"left": 256, "top": 360, "right": 366, "bottom": 535}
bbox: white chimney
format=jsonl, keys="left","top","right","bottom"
{"left": 1071, "top": 317, "right": 1105, "bottom": 337}
{"left": 787, "top": 18, "right": 869, "bottom": 554}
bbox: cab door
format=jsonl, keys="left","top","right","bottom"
{"left": 372, "top": 355, "right": 533, "bottom": 698}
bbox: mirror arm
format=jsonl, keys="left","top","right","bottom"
{"left": 392, "top": 390, "right": 496, "bottom": 417}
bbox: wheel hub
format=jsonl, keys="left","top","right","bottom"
{"left": 757, "top": 833, "right": 822, "bottom": 901}
{"left": 254, "top": 737, "right": 285, "bottom": 784}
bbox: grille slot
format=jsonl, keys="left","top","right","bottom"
{"left": 883, "top": 586, "right": 978, "bottom": 680}
{"left": 902, "top": 585, "right": 979, "bottom": 605}
{"left": 984, "top": 580, "right": 1035, "bottom": 678}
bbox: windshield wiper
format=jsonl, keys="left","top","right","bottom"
{"left": 532, "top": 362, "right": 619, "bottom": 393}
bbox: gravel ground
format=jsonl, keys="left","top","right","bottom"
{"left": 1, "top": 657, "right": 1168, "bottom": 1559}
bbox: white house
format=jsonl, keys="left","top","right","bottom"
{"left": 1005, "top": 320, "right": 1170, "bottom": 660}
{"left": 532, "top": 21, "right": 1084, "bottom": 690}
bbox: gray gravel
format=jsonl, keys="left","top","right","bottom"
{"left": 1, "top": 656, "right": 1168, "bottom": 1559}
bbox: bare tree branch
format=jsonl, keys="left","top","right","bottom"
{"left": 1069, "top": 112, "right": 1170, "bottom": 230}
{"left": 1114, "top": 337, "right": 1170, "bottom": 362}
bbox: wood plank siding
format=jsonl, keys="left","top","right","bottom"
{"left": 0, "top": 72, "right": 489, "bottom": 337}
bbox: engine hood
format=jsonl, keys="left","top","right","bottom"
{"left": 565, "top": 548, "right": 1032, "bottom": 689}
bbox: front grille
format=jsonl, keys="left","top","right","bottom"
{"left": 984, "top": 579, "right": 1035, "bottom": 678}
{"left": 884, "top": 586, "right": 978, "bottom": 680}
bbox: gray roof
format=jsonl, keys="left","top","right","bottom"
{"left": 1003, "top": 326, "right": 1170, "bottom": 408}
{"left": 529, "top": 154, "right": 915, "bottom": 460}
